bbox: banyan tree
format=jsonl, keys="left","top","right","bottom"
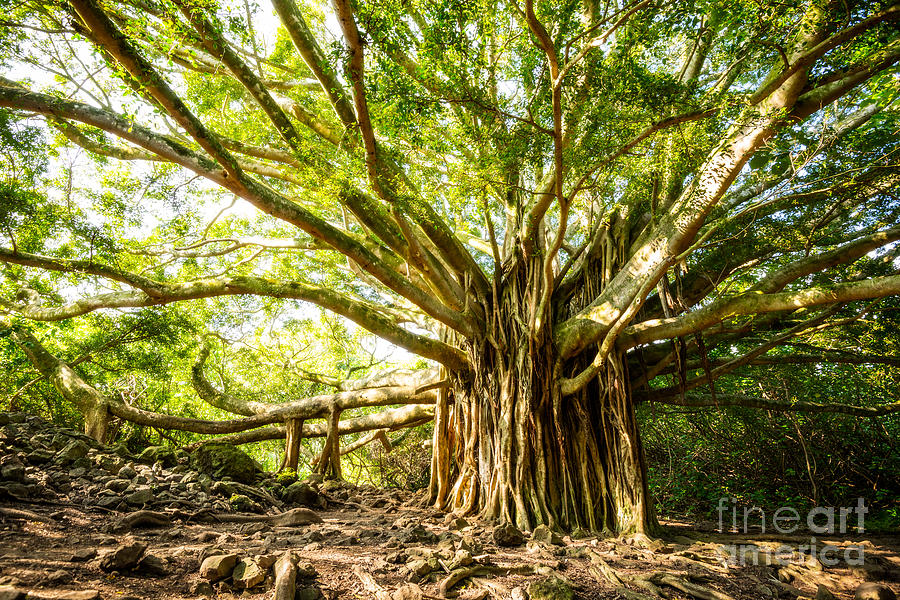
{"left": 1, "top": 0, "right": 900, "bottom": 535}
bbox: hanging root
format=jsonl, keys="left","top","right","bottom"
{"left": 589, "top": 550, "right": 734, "bottom": 600}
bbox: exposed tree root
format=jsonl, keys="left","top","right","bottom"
{"left": 273, "top": 551, "right": 297, "bottom": 600}
{"left": 589, "top": 550, "right": 734, "bottom": 600}
{"left": 0, "top": 507, "right": 55, "bottom": 524}
{"left": 195, "top": 507, "right": 323, "bottom": 527}
{"left": 110, "top": 510, "right": 171, "bottom": 531}
{"left": 352, "top": 565, "right": 438, "bottom": 600}
{"left": 438, "top": 563, "right": 554, "bottom": 597}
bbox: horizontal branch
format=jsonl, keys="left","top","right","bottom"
{"left": 0, "top": 248, "right": 468, "bottom": 370}
{"left": 645, "top": 393, "right": 900, "bottom": 417}
{"left": 182, "top": 403, "right": 435, "bottom": 448}
{"left": 623, "top": 274, "right": 900, "bottom": 347}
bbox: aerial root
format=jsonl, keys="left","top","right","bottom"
{"left": 589, "top": 550, "right": 734, "bottom": 600}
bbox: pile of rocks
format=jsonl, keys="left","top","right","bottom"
{"left": 0, "top": 412, "right": 327, "bottom": 514}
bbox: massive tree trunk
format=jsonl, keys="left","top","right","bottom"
{"left": 431, "top": 253, "right": 655, "bottom": 535}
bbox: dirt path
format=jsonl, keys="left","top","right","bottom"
{"left": 0, "top": 495, "right": 897, "bottom": 600}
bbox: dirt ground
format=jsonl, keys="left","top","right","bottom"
{"left": 0, "top": 494, "right": 897, "bottom": 600}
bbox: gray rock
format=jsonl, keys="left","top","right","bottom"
{"left": 96, "top": 495, "right": 123, "bottom": 509}
{"left": 105, "top": 479, "right": 130, "bottom": 493}
{"left": 98, "top": 539, "right": 147, "bottom": 571}
{"left": 532, "top": 524, "right": 563, "bottom": 546}
{"left": 232, "top": 557, "right": 265, "bottom": 588}
{"left": 118, "top": 465, "right": 137, "bottom": 479}
{"left": 56, "top": 440, "right": 89, "bottom": 464}
{"left": 25, "top": 449, "right": 53, "bottom": 465}
{"left": 125, "top": 487, "right": 153, "bottom": 505}
{"left": 199, "top": 553, "right": 238, "bottom": 582}
{"left": 398, "top": 524, "right": 438, "bottom": 544}
{"left": 46, "top": 569, "right": 70, "bottom": 584}
{"left": 493, "top": 523, "right": 526, "bottom": 547}
{"left": 855, "top": 583, "right": 898, "bottom": 600}
{"left": 0, "top": 457, "right": 26, "bottom": 482}
{"left": 137, "top": 553, "right": 168, "bottom": 575}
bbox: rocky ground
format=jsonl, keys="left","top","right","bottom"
{"left": 0, "top": 412, "right": 897, "bottom": 600}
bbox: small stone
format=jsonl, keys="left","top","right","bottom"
{"left": 510, "top": 588, "right": 527, "bottom": 600}
{"left": 199, "top": 553, "right": 238, "bottom": 582}
{"left": 447, "top": 517, "right": 469, "bottom": 530}
{"left": 96, "top": 495, "right": 123, "bottom": 509}
{"left": 493, "top": 523, "right": 526, "bottom": 547}
{"left": 98, "top": 539, "right": 147, "bottom": 571}
{"left": 137, "top": 553, "right": 168, "bottom": 575}
{"left": 449, "top": 549, "right": 473, "bottom": 569}
{"left": 188, "top": 580, "right": 214, "bottom": 597}
{"left": 105, "top": 479, "right": 130, "bottom": 493}
{"left": 125, "top": 488, "right": 153, "bottom": 505}
{"left": 117, "top": 465, "right": 137, "bottom": 479}
{"left": 46, "top": 569, "right": 70, "bottom": 584}
{"left": 69, "top": 548, "right": 97, "bottom": 562}
{"left": 232, "top": 557, "right": 265, "bottom": 588}
{"left": 855, "top": 583, "right": 898, "bottom": 600}
{"left": 532, "top": 524, "right": 563, "bottom": 546}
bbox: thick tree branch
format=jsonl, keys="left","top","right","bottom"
{"left": 622, "top": 274, "right": 900, "bottom": 347}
